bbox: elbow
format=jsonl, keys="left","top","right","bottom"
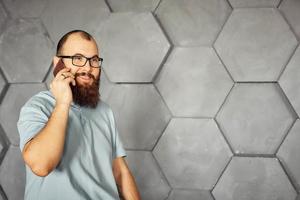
{"left": 31, "top": 165, "right": 52, "bottom": 177}
{"left": 23, "top": 150, "right": 53, "bottom": 177}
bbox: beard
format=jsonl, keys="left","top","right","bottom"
{"left": 70, "top": 72, "right": 100, "bottom": 108}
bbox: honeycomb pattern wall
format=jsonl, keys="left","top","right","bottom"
{"left": 0, "top": 0, "right": 299, "bottom": 199}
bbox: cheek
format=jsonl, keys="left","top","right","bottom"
{"left": 70, "top": 67, "right": 80, "bottom": 75}
{"left": 93, "top": 69, "right": 100, "bottom": 78}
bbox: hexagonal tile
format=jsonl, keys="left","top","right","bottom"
{"left": 277, "top": 119, "right": 300, "bottom": 191}
{"left": 95, "top": 12, "right": 170, "bottom": 82}
{"left": 107, "top": 0, "right": 160, "bottom": 12}
{"left": 155, "top": 47, "right": 233, "bottom": 117}
{"left": 212, "top": 157, "right": 297, "bottom": 200}
{"left": 125, "top": 151, "right": 170, "bottom": 200}
{"left": 153, "top": 118, "right": 232, "bottom": 189}
{"left": 0, "top": 83, "right": 47, "bottom": 146}
{"left": 0, "top": 125, "right": 9, "bottom": 165}
{"left": 0, "top": 3, "right": 8, "bottom": 34}
{"left": 214, "top": 8, "right": 298, "bottom": 81}
{"left": 3, "top": 0, "right": 47, "bottom": 18}
{"left": 279, "top": 46, "right": 300, "bottom": 116}
{"left": 280, "top": 0, "right": 300, "bottom": 39}
{"left": 229, "top": 0, "right": 280, "bottom": 8}
{"left": 104, "top": 84, "right": 171, "bottom": 150}
{"left": 0, "top": 145, "right": 26, "bottom": 200}
{"left": 155, "top": 0, "right": 231, "bottom": 46}
{"left": 41, "top": 0, "right": 110, "bottom": 44}
{"left": 0, "top": 18, "right": 53, "bottom": 83}
{"left": 216, "top": 83, "right": 296, "bottom": 154}
{"left": 167, "top": 189, "right": 213, "bottom": 200}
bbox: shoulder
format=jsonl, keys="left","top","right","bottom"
{"left": 98, "top": 100, "right": 112, "bottom": 113}
{"left": 21, "top": 90, "right": 55, "bottom": 111}
{"left": 91, "top": 99, "right": 115, "bottom": 121}
{"left": 18, "top": 90, "right": 54, "bottom": 123}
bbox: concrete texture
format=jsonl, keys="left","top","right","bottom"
{"left": 153, "top": 118, "right": 232, "bottom": 189}
{"left": 277, "top": 119, "right": 300, "bottom": 192}
{"left": 95, "top": 12, "right": 170, "bottom": 82}
{"left": 279, "top": 0, "right": 300, "bottom": 40}
{"left": 107, "top": 0, "right": 160, "bottom": 12}
{"left": 216, "top": 83, "right": 296, "bottom": 154}
{"left": 279, "top": 46, "right": 300, "bottom": 117}
{"left": 229, "top": 0, "right": 281, "bottom": 8}
{"left": 166, "top": 189, "right": 213, "bottom": 200}
{"left": 125, "top": 151, "right": 170, "bottom": 200}
{"left": 0, "top": 19, "right": 54, "bottom": 83}
{"left": 155, "top": 0, "right": 232, "bottom": 46}
{"left": 212, "top": 157, "right": 297, "bottom": 200}
{"left": 214, "top": 8, "right": 298, "bottom": 81}
{"left": 155, "top": 47, "right": 233, "bottom": 117}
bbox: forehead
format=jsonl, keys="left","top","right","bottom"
{"left": 62, "top": 34, "right": 99, "bottom": 57}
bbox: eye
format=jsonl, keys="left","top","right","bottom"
{"left": 73, "top": 56, "right": 83, "bottom": 61}
{"left": 91, "top": 57, "right": 99, "bottom": 62}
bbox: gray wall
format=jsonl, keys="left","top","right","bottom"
{"left": 0, "top": 0, "right": 299, "bottom": 199}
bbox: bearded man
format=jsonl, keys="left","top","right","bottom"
{"left": 17, "top": 30, "right": 141, "bottom": 200}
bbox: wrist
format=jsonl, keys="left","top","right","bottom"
{"left": 55, "top": 101, "right": 71, "bottom": 109}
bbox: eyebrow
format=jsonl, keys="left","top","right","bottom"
{"left": 73, "top": 53, "right": 99, "bottom": 58}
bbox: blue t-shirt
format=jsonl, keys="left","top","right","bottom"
{"left": 17, "top": 90, "right": 127, "bottom": 200}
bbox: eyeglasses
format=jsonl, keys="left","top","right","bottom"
{"left": 57, "top": 54, "right": 103, "bottom": 68}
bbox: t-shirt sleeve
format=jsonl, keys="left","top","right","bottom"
{"left": 108, "top": 107, "right": 127, "bottom": 159}
{"left": 17, "top": 99, "right": 49, "bottom": 152}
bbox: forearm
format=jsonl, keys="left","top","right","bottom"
{"left": 117, "top": 171, "right": 141, "bottom": 200}
{"left": 23, "top": 103, "right": 70, "bottom": 176}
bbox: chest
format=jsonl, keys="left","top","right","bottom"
{"left": 61, "top": 109, "right": 113, "bottom": 166}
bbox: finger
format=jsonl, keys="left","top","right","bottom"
{"left": 59, "top": 74, "right": 75, "bottom": 82}
{"left": 63, "top": 76, "right": 75, "bottom": 84}
{"left": 56, "top": 68, "right": 71, "bottom": 78}
{"left": 61, "top": 75, "right": 76, "bottom": 85}
{"left": 55, "top": 72, "right": 67, "bottom": 81}
{"left": 62, "top": 72, "right": 75, "bottom": 79}
{"left": 58, "top": 73, "right": 67, "bottom": 80}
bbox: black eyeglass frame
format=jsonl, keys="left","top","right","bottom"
{"left": 57, "top": 55, "right": 103, "bottom": 68}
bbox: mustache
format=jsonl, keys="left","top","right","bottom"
{"left": 75, "top": 72, "right": 96, "bottom": 80}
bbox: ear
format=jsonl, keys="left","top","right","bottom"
{"left": 52, "top": 56, "right": 60, "bottom": 68}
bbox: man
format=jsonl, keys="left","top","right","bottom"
{"left": 17, "top": 30, "right": 141, "bottom": 200}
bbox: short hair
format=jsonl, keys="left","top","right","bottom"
{"left": 56, "top": 30, "right": 95, "bottom": 55}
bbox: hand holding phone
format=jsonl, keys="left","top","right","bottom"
{"left": 52, "top": 59, "right": 75, "bottom": 86}
{"left": 50, "top": 59, "right": 75, "bottom": 106}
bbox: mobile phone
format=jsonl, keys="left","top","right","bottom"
{"left": 53, "top": 58, "right": 66, "bottom": 77}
